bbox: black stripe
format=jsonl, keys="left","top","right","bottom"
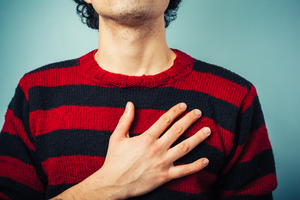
{"left": 29, "top": 85, "right": 239, "bottom": 133}
{"left": 193, "top": 60, "right": 252, "bottom": 90}
{"left": 222, "top": 193, "right": 273, "bottom": 200}
{"left": 36, "top": 129, "right": 224, "bottom": 175}
{"left": 236, "top": 96, "right": 265, "bottom": 146}
{"left": 0, "top": 132, "right": 48, "bottom": 184}
{"left": 28, "top": 58, "right": 78, "bottom": 74}
{"left": 0, "top": 177, "right": 45, "bottom": 200}
{"left": 129, "top": 188, "right": 215, "bottom": 200}
{"left": 8, "top": 85, "right": 34, "bottom": 145}
{"left": 36, "top": 129, "right": 112, "bottom": 162}
{"left": 222, "top": 95, "right": 266, "bottom": 168}
{"left": 46, "top": 183, "right": 215, "bottom": 200}
{"left": 0, "top": 132, "right": 33, "bottom": 165}
{"left": 167, "top": 133, "right": 224, "bottom": 175}
{"left": 217, "top": 149, "right": 276, "bottom": 191}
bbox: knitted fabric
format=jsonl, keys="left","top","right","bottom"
{"left": 0, "top": 49, "right": 277, "bottom": 199}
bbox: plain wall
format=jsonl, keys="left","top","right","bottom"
{"left": 0, "top": 1, "right": 299, "bottom": 199}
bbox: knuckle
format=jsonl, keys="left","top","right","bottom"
{"left": 181, "top": 165, "right": 192, "bottom": 176}
{"left": 171, "top": 124, "right": 183, "bottom": 134}
{"left": 160, "top": 114, "right": 172, "bottom": 125}
{"left": 179, "top": 142, "right": 190, "bottom": 153}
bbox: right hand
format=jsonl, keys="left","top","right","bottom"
{"left": 52, "top": 102, "right": 211, "bottom": 200}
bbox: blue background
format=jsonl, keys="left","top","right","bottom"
{"left": 0, "top": 1, "right": 299, "bottom": 199}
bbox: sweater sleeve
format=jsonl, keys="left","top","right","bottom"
{"left": 216, "top": 85, "right": 278, "bottom": 200}
{"left": 0, "top": 79, "right": 46, "bottom": 200}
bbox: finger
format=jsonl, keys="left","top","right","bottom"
{"left": 146, "top": 103, "right": 187, "bottom": 138}
{"left": 111, "top": 102, "right": 135, "bottom": 140}
{"left": 168, "top": 158, "right": 209, "bottom": 180}
{"left": 166, "top": 127, "right": 211, "bottom": 162}
{"left": 159, "top": 109, "right": 202, "bottom": 148}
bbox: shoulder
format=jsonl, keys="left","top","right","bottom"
{"left": 17, "top": 55, "right": 84, "bottom": 100}
{"left": 26, "top": 58, "right": 79, "bottom": 75}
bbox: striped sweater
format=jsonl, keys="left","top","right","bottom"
{"left": 0, "top": 49, "right": 277, "bottom": 199}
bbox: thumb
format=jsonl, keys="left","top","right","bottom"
{"left": 112, "top": 102, "right": 135, "bottom": 140}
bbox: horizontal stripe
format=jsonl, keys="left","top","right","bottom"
{"left": 162, "top": 171, "right": 217, "bottom": 194}
{"left": 42, "top": 155, "right": 105, "bottom": 185}
{"left": 8, "top": 85, "right": 28, "bottom": 118}
{"left": 22, "top": 63, "right": 250, "bottom": 108}
{"left": 47, "top": 171, "right": 216, "bottom": 198}
{"left": 0, "top": 132, "right": 34, "bottom": 165}
{"left": 222, "top": 124, "right": 271, "bottom": 173}
{"left": 28, "top": 85, "right": 239, "bottom": 133}
{"left": 222, "top": 193, "right": 273, "bottom": 200}
{"left": 0, "top": 193, "right": 11, "bottom": 200}
{"left": 0, "top": 156, "right": 45, "bottom": 192}
{"left": 217, "top": 149, "right": 276, "bottom": 191}
{"left": 170, "top": 135, "right": 224, "bottom": 174}
{"left": 7, "top": 85, "right": 34, "bottom": 145}
{"left": 220, "top": 174, "right": 277, "bottom": 198}
{"left": 0, "top": 177, "right": 45, "bottom": 200}
{"left": 36, "top": 128, "right": 224, "bottom": 174}
{"left": 46, "top": 184, "right": 215, "bottom": 200}
{"left": 21, "top": 52, "right": 249, "bottom": 108}
{"left": 193, "top": 60, "right": 252, "bottom": 90}
{"left": 30, "top": 106, "right": 234, "bottom": 150}
{"left": 132, "top": 187, "right": 215, "bottom": 199}
{"left": 175, "top": 70, "right": 249, "bottom": 107}
{"left": 236, "top": 124, "right": 271, "bottom": 164}
{"left": 239, "top": 85, "right": 257, "bottom": 114}
{"left": 36, "top": 129, "right": 111, "bottom": 161}
{"left": 249, "top": 96, "right": 266, "bottom": 133}
{"left": 2, "top": 109, "right": 35, "bottom": 150}
{"left": 236, "top": 96, "right": 265, "bottom": 146}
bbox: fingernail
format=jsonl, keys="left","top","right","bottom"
{"left": 180, "top": 103, "right": 187, "bottom": 109}
{"left": 203, "top": 127, "right": 211, "bottom": 135}
{"left": 203, "top": 159, "right": 209, "bottom": 166}
{"left": 194, "top": 109, "right": 201, "bottom": 116}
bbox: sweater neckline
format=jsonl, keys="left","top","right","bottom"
{"left": 79, "top": 49, "right": 195, "bottom": 88}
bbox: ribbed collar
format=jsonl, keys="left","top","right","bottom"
{"left": 79, "top": 49, "right": 195, "bottom": 88}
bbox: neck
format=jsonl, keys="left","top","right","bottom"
{"left": 94, "top": 15, "right": 176, "bottom": 76}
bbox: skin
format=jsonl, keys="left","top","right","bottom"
{"left": 87, "top": 0, "right": 176, "bottom": 76}
{"left": 51, "top": 1, "right": 211, "bottom": 199}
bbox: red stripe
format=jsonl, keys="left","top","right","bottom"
{"left": 22, "top": 66, "right": 248, "bottom": 108}
{"left": 0, "top": 193, "right": 12, "bottom": 200}
{"left": 42, "top": 155, "right": 105, "bottom": 185}
{"left": 30, "top": 106, "right": 233, "bottom": 153}
{"left": 2, "top": 109, "right": 35, "bottom": 150}
{"left": 162, "top": 170, "right": 217, "bottom": 194}
{"left": 239, "top": 85, "right": 257, "bottom": 114}
{"left": 222, "top": 124, "right": 270, "bottom": 173}
{"left": 42, "top": 156, "right": 217, "bottom": 193}
{"left": 23, "top": 67, "right": 98, "bottom": 88}
{"left": 0, "top": 156, "right": 44, "bottom": 192}
{"left": 220, "top": 174, "right": 277, "bottom": 198}
{"left": 172, "top": 71, "right": 249, "bottom": 107}
{"left": 18, "top": 77, "right": 30, "bottom": 101}
{"left": 236, "top": 124, "right": 271, "bottom": 163}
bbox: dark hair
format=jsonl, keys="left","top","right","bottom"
{"left": 74, "top": 0, "right": 182, "bottom": 29}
